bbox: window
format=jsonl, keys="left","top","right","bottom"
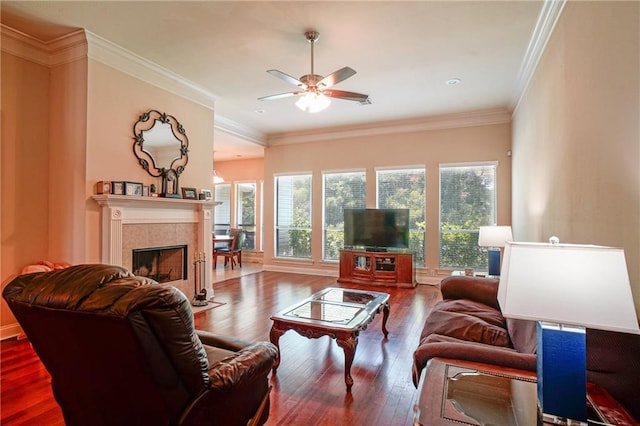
{"left": 260, "top": 180, "right": 264, "bottom": 252}
{"left": 322, "top": 171, "right": 366, "bottom": 261}
{"left": 275, "top": 174, "right": 312, "bottom": 258}
{"left": 236, "top": 182, "right": 256, "bottom": 250}
{"left": 439, "top": 163, "right": 497, "bottom": 269}
{"left": 214, "top": 183, "right": 231, "bottom": 235}
{"left": 376, "top": 168, "right": 426, "bottom": 265}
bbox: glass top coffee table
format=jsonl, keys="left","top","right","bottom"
{"left": 269, "top": 287, "right": 390, "bottom": 392}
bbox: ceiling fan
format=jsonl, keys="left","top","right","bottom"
{"left": 258, "top": 31, "right": 371, "bottom": 112}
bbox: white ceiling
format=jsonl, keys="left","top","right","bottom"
{"left": 1, "top": 1, "right": 543, "bottom": 161}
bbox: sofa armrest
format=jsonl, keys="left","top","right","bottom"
{"left": 182, "top": 341, "right": 278, "bottom": 426}
{"left": 440, "top": 276, "right": 500, "bottom": 310}
{"left": 208, "top": 342, "right": 278, "bottom": 391}
{"left": 196, "top": 329, "right": 253, "bottom": 352}
{"left": 412, "top": 334, "right": 536, "bottom": 386}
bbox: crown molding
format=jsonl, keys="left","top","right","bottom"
{"left": 214, "top": 115, "right": 267, "bottom": 146}
{"left": 48, "top": 30, "right": 88, "bottom": 67}
{"left": 1, "top": 26, "right": 88, "bottom": 66}
{"left": 511, "top": 0, "right": 567, "bottom": 115}
{"left": 267, "top": 108, "right": 512, "bottom": 146}
{"left": 1, "top": 24, "right": 50, "bottom": 66}
{"left": 1, "top": 25, "right": 218, "bottom": 110}
{"left": 84, "top": 31, "right": 219, "bottom": 110}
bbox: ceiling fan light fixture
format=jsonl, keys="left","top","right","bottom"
{"left": 260, "top": 31, "right": 368, "bottom": 110}
{"left": 295, "top": 91, "right": 331, "bottom": 113}
{"left": 212, "top": 170, "right": 224, "bottom": 184}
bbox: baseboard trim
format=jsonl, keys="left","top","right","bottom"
{"left": 263, "top": 264, "right": 339, "bottom": 278}
{"left": 1, "top": 323, "right": 23, "bottom": 341}
{"left": 262, "top": 262, "right": 447, "bottom": 286}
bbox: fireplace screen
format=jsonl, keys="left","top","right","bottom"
{"left": 132, "top": 245, "right": 187, "bottom": 283}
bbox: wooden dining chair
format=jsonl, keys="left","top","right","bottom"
{"left": 213, "top": 228, "right": 244, "bottom": 269}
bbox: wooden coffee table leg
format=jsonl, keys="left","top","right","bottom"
{"left": 336, "top": 333, "right": 358, "bottom": 392}
{"left": 269, "top": 322, "right": 284, "bottom": 372}
{"left": 381, "top": 302, "right": 390, "bottom": 337}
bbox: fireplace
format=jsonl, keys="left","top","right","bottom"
{"left": 92, "top": 195, "right": 214, "bottom": 299}
{"left": 132, "top": 245, "right": 187, "bottom": 283}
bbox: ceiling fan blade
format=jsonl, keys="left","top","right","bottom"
{"left": 257, "top": 91, "right": 303, "bottom": 101}
{"left": 323, "top": 89, "right": 370, "bottom": 103}
{"left": 317, "top": 67, "right": 357, "bottom": 89}
{"left": 267, "top": 69, "right": 306, "bottom": 87}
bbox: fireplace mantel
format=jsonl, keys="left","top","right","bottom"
{"left": 93, "top": 194, "right": 214, "bottom": 210}
{"left": 92, "top": 194, "right": 214, "bottom": 295}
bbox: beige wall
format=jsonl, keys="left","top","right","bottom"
{"left": 215, "top": 157, "right": 264, "bottom": 184}
{"left": 1, "top": 51, "right": 51, "bottom": 331}
{"left": 262, "top": 121, "right": 512, "bottom": 276}
{"left": 512, "top": 2, "right": 640, "bottom": 313}
{"left": 1, "top": 31, "right": 215, "bottom": 337}
{"left": 49, "top": 56, "right": 89, "bottom": 264}
{"left": 84, "top": 60, "right": 215, "bottom": 263}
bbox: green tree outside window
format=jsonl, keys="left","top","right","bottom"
{"left": 377, "top": 168, "right": 426, "bottom": 265}
{"left": 323, "top": 171, "right": 366, "bottom": 260}
{"left": 439, "top": 164, "right": 496, "bottom": 269}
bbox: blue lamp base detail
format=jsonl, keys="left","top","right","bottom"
{"left": 487, "top": 248, "right": 501, "bottom": 276}
{"left": 536, "top": 322, "right": 587, "bottom": 423}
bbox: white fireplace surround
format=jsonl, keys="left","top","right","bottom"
{"left": 92, "top": 195, "right": 214, "bottom": 296}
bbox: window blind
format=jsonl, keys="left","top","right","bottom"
{"left": 214, "top": 183, "right": 231, "bottom": 234}
{"left": 439, "top": 164, "right": 497, "bottom": 269}
{"left": 322, "top": 171, "right": 366, "bottom": 261}
{"left": 376, "top": 168, "right": 426, "bottom": 265}
{"left": 275, "top": 174, "right": 312, "bottom": 258}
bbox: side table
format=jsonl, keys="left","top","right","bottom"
{"left": 413, "top": 358, "right": 637, "bottom": 426}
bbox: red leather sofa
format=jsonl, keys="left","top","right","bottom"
{"left": 412, "top": 275, "right": 640, "bottom": 422}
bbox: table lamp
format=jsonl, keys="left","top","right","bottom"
{"left": 498, "top": 237, "right": 640, "bottom": 424}
{"left": 478, "top": 226, "right": 513, "bottom": 277}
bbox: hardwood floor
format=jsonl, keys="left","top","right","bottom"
{"left": 0, "top": 271, "right": 442, "bottom": 426}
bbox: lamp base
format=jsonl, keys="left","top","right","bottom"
{"left": 537, "top": 322, "right": 587, "bottom": 422}
{"left": 487, "top": 248, "right": 501, "bottom": 276}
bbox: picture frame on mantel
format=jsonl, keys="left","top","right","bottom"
{"left": 181, "top": 187, "right": 198, "bottom": 200}
{"left": 124, "top": 181, "right": 143, "bottom": 197}
{"left": 200, "top": 189, "right": 212, "bottom": 201}
{"left": 96, "top": 181, "right": 111, "bottom": 194}
{"left": 112, "top": 181, "right": 124, "bottom": 195}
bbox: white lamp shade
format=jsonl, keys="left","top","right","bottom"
{"left": 478, "top": 226, "right": 513, "bottom": 248}
{"left": 498, "top": 241, "right": 640, "bottom": 334}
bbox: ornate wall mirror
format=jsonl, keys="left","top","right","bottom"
{"left": 132, "top": 110, "right": 189, "bottom": 197}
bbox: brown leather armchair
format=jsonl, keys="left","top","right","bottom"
{"left": 3, "top": 264, "right": 278, "bottom": 426}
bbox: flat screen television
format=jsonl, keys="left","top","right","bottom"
{"left": 343, "top": 208, "right": 410, "bottom": 250}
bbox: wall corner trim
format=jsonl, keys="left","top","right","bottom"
{"left": 511, "top": 0, "right": 567, "bottom": 115}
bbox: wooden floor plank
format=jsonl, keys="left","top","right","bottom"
{"left": 1, "top": 271, "right": 441, "bottom": 425}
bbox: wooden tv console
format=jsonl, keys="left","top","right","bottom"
{"left": 338, "top": 250, "right": 415, "bottom": 288}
